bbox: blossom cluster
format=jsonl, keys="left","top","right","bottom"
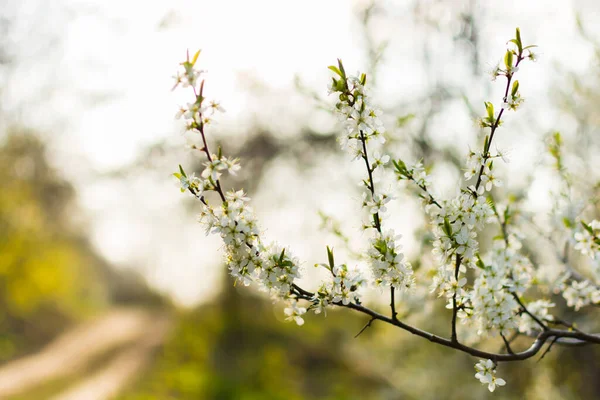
{"left": 199, "top": 189, "right": 301, "bottom": 297}
{"left": 172, "top": 51, "right": 306, "bottom": 324}
{"left": 327, "top": 60, "right": 415, "bottom": 293}
{"left": 518, "top": 300, "right": 554, "bottom": 335}
{"left": 469, "top": 239, "right": 535, "bottom": 336}
{"left": 464, "top": 151, "right": 503, "bottom": 191}
{"left": 428, "top": 192, "right": 495, "bottom": 301}
{"left": 574, "top": 220, "right": 600, "bottom": 259}
{"left": 561, "top": 280, "right": 600, "bottom": 311}
{"left": 394, "top": 160, "right": 432, "bottom": 195}
{"left": 558, "top": 219, "right": 600, "bottom": 310}
{"left": 313, "top": 262, "right": 366, "bottom": 313}
{"left": 367, "top": 230, "right": 415, "bottom": 291}
{"left": 474, "top": 359, "right": 506, "bottom": 392}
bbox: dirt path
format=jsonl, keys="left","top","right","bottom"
{"left": 0, "top": 308, "right": 171, "bottom": 400}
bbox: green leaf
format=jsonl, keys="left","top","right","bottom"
{"left": 476, "top": 255, "right": 486, "bottom": 270}
{"left": 337, "top": 58, "right": 346, "bottom": 78}
{"left": 515, "top": 28, "right": 523, "bottom": 52}
{"left": 191, "top": 49, "right": 201, "bottom": 66}
{"left": 360, "top": 73, "right": 367, "bottom": 86}
{"left": 511, "top": 80, "right": 519, "bottom": 97}
{"left": 397, "top": 113, "right": 416, "bottom": 127}
{"left": 443, "top": 217, "right": 453, "bottom": 237}
{"left": 488, "top": 196, "right": 497, "bottom": 213}
{"left": 504, "top": 205, "right": 511, "bottom": 223}
{"left": 485, "top": 102, "right": 494, "bottom": 121}
{"left": 553, "top": 131, "right": 562, "bottom": 146}
{"left": 173, "top": 172, "right": 182, "bottom": 179}
{"left": 328, "top": 66, "right": 342, "bottom": 77}
{"left": 393, "top": 159, "right": 408, "bottom": 176}
{"left": 581, "top": 221, "right": 594, "bottom": 235}
{"left": 327, "top": 246, "right": 335, "bottom": 268}
{"left": 179, "top": 165, "right": 187, "bottom": 178}
{"left": 504, "top": 50, "right": 514, "bottom": 69}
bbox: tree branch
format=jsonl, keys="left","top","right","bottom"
{"left": 291, "top": 283, "right": 600, "bottom": 362}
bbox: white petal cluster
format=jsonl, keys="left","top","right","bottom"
{"left": 501, "top": 93, "right": 524, "bottom": 111}
{"left": 201, "top": 156, "right": 241, "bottom": 181}
{"left": 518, "top": 300, "right": 554, "bottom": 335}
{"left": 313, "top": 264, "right": 366, "bottom": 310}
{"left": 562, "top": 220, "right": 600, "bottom": 310}
{"left": 367, "top": 230, "right": 415, "bottom": 291}
{"left": 430, "top": 193, "right": 494, "bottom": 273}
{"left": 197, "top": 189, "right": 301, "bottom": 297}
{"left": 409, "top": 162, "right": 431, "bottom": 188}
{"left": 474, "top": 359, "right": 506, "bottom": 392}
{"left": 284, "top": 298, "right": 307, "bottom": 326}
{"left": 469, "top": 240, "right": 533, "bottom": 336}
{"left": 178, "top": 172, "right": 213, "bottom": 195}
{"left": 362, "top": 192, "right": 393, "bottom": 215}
{"left": 334, "top": 90, "right": 385, "bottom": 156}
{"left": 173, "top": 52, "right": 302, "bottom": 308}
{"left": 172, "top": 59, "right": 204, "bottom": 89}
{"left": 172, "top": 55, "right": 225, "bottom": 129}
{"left": 329, "top": 67, "right": 414, "bottom": 291}
{"left": 574, "top": 220, "right": 600, "bottom": 258}
{"left": 464, "top": 151, "right": 503, "bottom": 192}
{"left": 561, "top": 280, "right": 600, "bottom": 311}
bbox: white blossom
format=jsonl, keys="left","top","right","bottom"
{"left": 284, "top": 299, "right": 307, "bottom": 326}
{"left": 518, "top": 300, "right": 554, "bottom": 335}
{"left": 562, "top": 280, "right": 600, "bottom": 311}
{"left": 474, "top": 359, "right": 506, "bottom": 392}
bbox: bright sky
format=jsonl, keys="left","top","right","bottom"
{"left": 3, "top": 0, "right": 599, "bottom": 304}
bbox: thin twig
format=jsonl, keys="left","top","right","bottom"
{"left": 355, "top": 317, "right": 376, "bottom": 338}
{"left": 513, "top": 293, "right": 548, "bottom": 331}
{"left": 537, "top": 336, "right": 559, "bottom": 363}
{"left": 451, "top": 254, "right": 462, "bottom": 343}
{"left": 500, "top": 332, "right": 515, "bottom": 355}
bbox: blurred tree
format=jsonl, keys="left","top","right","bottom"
{"left": 0, "top": 130, "right": 165, "bottom": 362}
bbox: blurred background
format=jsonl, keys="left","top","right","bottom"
{"left": 1, "top": 0, "right": 600, "bottom": 399}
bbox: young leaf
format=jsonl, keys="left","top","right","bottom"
{"left": 476, "top": 254, "right": 486, "bottom": 270}
{"left": 328, "top": 65, "right": 342, "bottom": 77}
{"left": 360, "top": 73, "right": 367, "bottom": 86}
{"left": 485, "top": 102, "right": 494, "bottom": 121}
{"left": 279, "top": 248, "right": 286, "bottom": 263}
{"left": 337, "top": 58, "right": 346, "bottom": 78}
{"left": 443, "top": 217, "right": 453, "bottom": 237}
{"left": 179, "top": 164, "right": 187, "bottom": 178}
{"left": 191, "top": 49, "right": 201, "bottom": 66}
{"left": 504, "top": 50, "right": 514, "bottom": 69}
{"left": 581, "top": 221, "right": 594, "bottom": 235}
{"left": 515, "top": 28, "right": 523, "bottom": 52}
{"left": 327, "top": 246, "right": 335, "bottom": 268}
{"left": 511, "top": 80, "right": 519, "bottom": 97}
